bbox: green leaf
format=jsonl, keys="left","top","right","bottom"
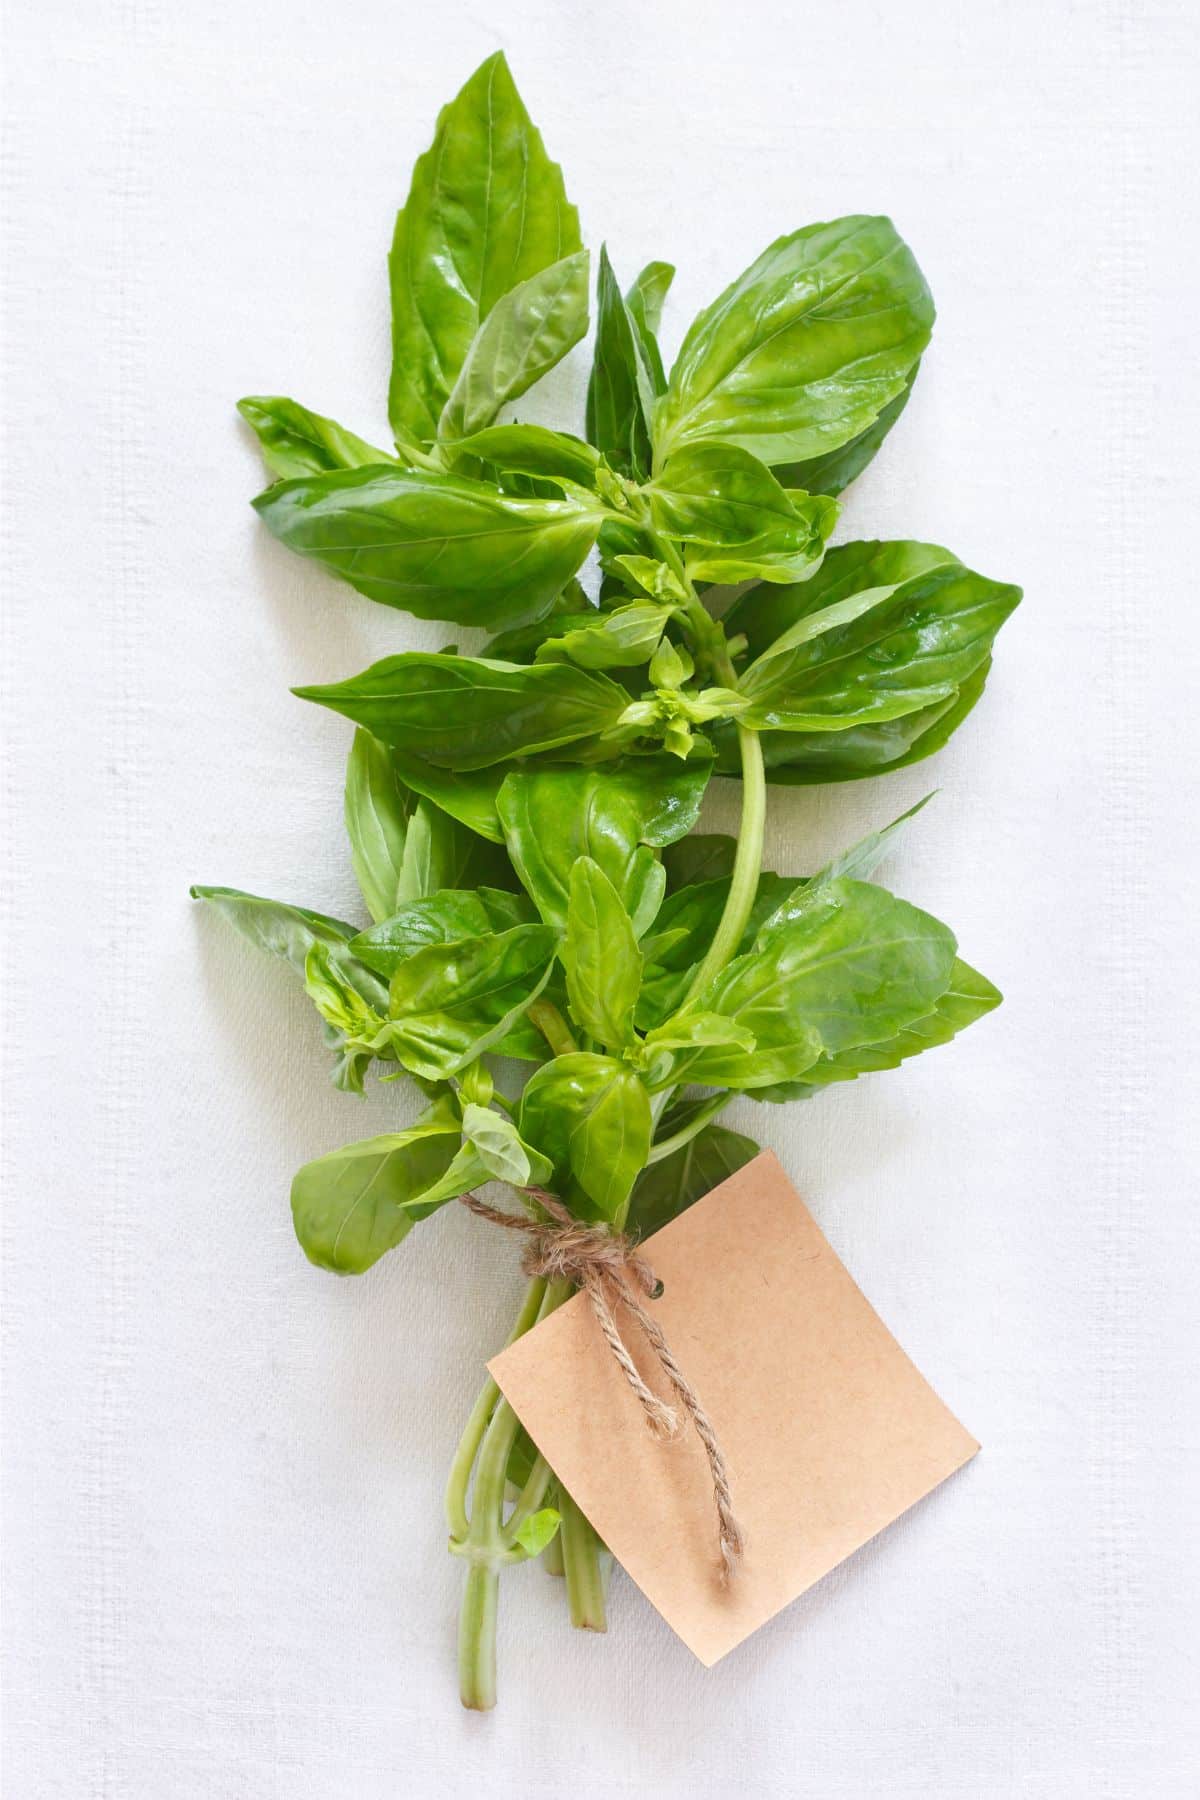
{"left": 534, "top": 601, "right": 672, "bottom": 670}
{"left": 441, "top": 423, "right": 601, "bottom": 488}
{"left": 252, "top": 466, "right": 603, "bottom": 631}
{"left": 655, "top": 216, "right": 934, "bottom": 467}
{"left": 662, "top": 834, "right": 737, "bottom": 889}
{"left": 237, "top": 397, "right": 395, "bottom": 481}
{"left": 438, "top": 249, "right": 590, "bottom": 439}
{"left": 725, "top": 538, "right": 958, "bottom": 658}
{"left": 637, "top": 1011, "right": 757, "bottom": 1087}
{"left": 561, "top": 858, "right": 642, "bottom": 1049}
{"left": 770, "top": 364, "right": 918, "bottom": 497}
{"left": 684, "top": 877, "right": 958, "bottom": 1088}
{"left": 519, "top": 1053, "right": 652, "bottom": 1221}
{"left": 749, "top": 795, "right": 935, "bottom": 946}
{"left": 649, "top": 442, "right": 833, "bottom": 550}
{"left": 382, "top": 753, "right": 507, "bottom": 843}
{"left": 628, "top": 1120, "right": 759, "bottom": 1236}
{"left": 684, "top": 493, "right": 840, "bottom": 586}
{"left": 290, "top": 1096, "right": 474, "bottom": 1273}
{"left": 295, "top": 654, "right": 629, "bottom": 771}
{"left": 624, "top": 261, "right": 674, "bottom": 394}
{"left": 512, "top": 1507, "right": 561, "bottom": 1558}
{"left": 384, "top": 924, "right": 558, "bottom": 1079}
{"left": 585, "top": 246, "right": 656, "bottom": 479}
{"left": 634, "top": 869, "right": 792, "bottom": 1029}
{"left": 735, "top": 542, "right": 1020, "bottom": 730}
{"left": 303, "top": 943, "right": 387, "bottom": 1039}
{"left": 497, "top": 758, "right": 710, "bottom": 933}
{"left": 190, "top": 884, "right": 360, "bottom": 977}
{"left": 395, "top": 799, "right": 516, "bottom": 902}
{"left": 343, "top": 730, "right": 415, "bottom": 924}
{"left": 460, "top": 1101, "right": 553, "bottom": 1188}
{"left": 351, "top": 888, "right": 534, "bottom": 979}
{"left": 388, "top": 53, "right": 581, "bottom": 446}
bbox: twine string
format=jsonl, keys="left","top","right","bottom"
{"left": 460, "top": 1187, "right": 745, "bottom": 1580}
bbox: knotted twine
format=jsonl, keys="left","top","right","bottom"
{"left": 459, "top": 1186, "right": 745, "bottom": 1580}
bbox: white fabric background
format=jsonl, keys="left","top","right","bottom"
{"left": 3, "top": 2, "right": 1197, "bottom": 1794}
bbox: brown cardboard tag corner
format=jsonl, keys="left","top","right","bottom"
{"left": 490, "top": 1151, "right": 978, "bottom": 1666}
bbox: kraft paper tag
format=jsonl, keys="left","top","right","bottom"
{"left": 489, "top": 1151, "right": 978, "bottom": 1666}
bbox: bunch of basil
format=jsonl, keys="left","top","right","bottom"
{"left": 193, "top": 53, "right": 1019, "bottom": 1709}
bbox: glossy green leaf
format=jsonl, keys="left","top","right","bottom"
{"left": 518, "top": 1053, "right": 652, "bottom": 1221}
{"left": 751, "top": 796, "right": 934, "bottom": 945}
{"left": 253, "top": 465, "right": 603, "bottom": 630}
{"left": 291, "top": 1096, "right": 474, "bottom": 1273}
{"left": 295, "top": 654, "right": 629, "bottom": 771}
{"left": 460, "top": 1101, "right": 553, "bottom": 1188}
{"left": 661, "top": 833, "right": 738, "bottom": 889}
{"left": 625, "top": 261, "right": 674, "bottom": 394}
{"left": 383, "top": 753, "right": 507, "bottom": 843}
{"left": 684, "top": 877, "right": 958, "bottom": 1088}
{"left": 343, "top": 730, "right": 415, "bottom": 923}
{"left": 649, "top": 442, "right": 829, "bottom": 547}
{"left": 561, "top": 858, "right": 642, "bottom": 1049}
{"left": 684, "top": 493, "right": 839, "bottom": 586}
{"left": 634, "top": 870, "right": 793, "bottom": 1029}
{"left": 534, "top": 601, "right": 671, "bottom": 669}
{"left": 638, "top": 1011, "right": 757, "bottom": 1088}
{"left": 442, "top": 423, "right": 601, "bottom": 488}
{"left": 438, "top": 250, "right": 590, "bottom": 439}
{"left": 237, "top": 397, "right": 395, "bottom": 481}
{"left": 395, "top": 799, "right": 516, "bottom": 903}
{"left": 388, "top": 53, "right": 581, "bottom": 445}
{"left": 628, "top": 1119, "right": 759, "bottom": 1236}
{"left": 384, "top": 924, "right": 558, "bottom": 1079}
{"left": 586, "top": 246, "right": 655, "bottom": 479}
{"left": 655, "top": 216, "right": 934, "bottom": 467}
{"left": 512, "top": 1507, "right": 561, "bottom": 1558}
{"left": 351, "top": 888, "right": 534, "bottom": 979}
{"left": 497, "top": 758, "right": 710, "bottom": 933}
{"left": 190, "top": 884, "right": 359, "bottom": 977}
{"left": 771, "top": 364, "right": 918, "bottom": 497}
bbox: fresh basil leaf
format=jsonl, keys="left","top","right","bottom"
{"left": 624, "top": 261, "right": 674, "bottom": 394}
{"left": 442, "top": 423, "right": 601, "bottom": 488}
{"left": 351, "top": 888, "right": 534, "bottom": 979}
{"left": 253, "top": 466, "right": 603, "bottom": 631}
{"left": 438, "top": 250, "right": 590, "bottom": 440}
{"left": 303, "top": 943, "right": 387, "bottom": 1038}
{"left": 512, "top": 1507, "right": 562, "bottom": 1558}
{"left": 770, "top": 364, "right": 918, "bottom": 498}
{"left": 628, "top": 1120, "right": 759, "bottom": 1236}
{"left": 684, "top": 494, "right": 840, "bottom": 586}
{"left": 755, "top": 958, "right": 1001, "bottom": 1097}
{"left": 724, "top": 539, "right": 959, "bottom": 656}
{"left": 609, "top": 555, "right": 688, "bottom": 603}
{"left": 737, "top": 548, "right": 1020, "bottom": 730}
{"left": 561, "top": 858, "right": 642, "bottom": 1050}
{"left": 190, "top": 884, "right": 359, "bottom": 976}
{"left": 585, "top": 246, "right": 655, "bottom": 479}
{"left": 237, "top": 397, "right": 395, "bottom": 481}
{"left": 388, "top": 53, "right": 581, "bottom": 446}
{"left": 649, "top": 442, "right": 828, "bottom": 547}
{"left": 518, "top": 1053, "right": 651, "bottom": 1221}
{"left": 753, "top": 796, "right": 934, "bottom": 941}
{"left": 634, "top": 870, "right": 793, "bottom": 1029}
{"left": 638, "top": 1012, "right": 757, "bottom": 1088}
{"left": 661, "top": 834, "right": 737, "bottom": 889}
{"left": 383, "top": 753, "right": 507, "bottom": 843}
{"left": 685, "top": 877, "right": 958, "bottom": 1088}
{"left": 384, "top": 925, "right": 558, "bottom": 1079}
{"left": 291, "top": 1096, "right": 474, "bottom": 1272}
{"left": 497, "top": 758, "right": 710, "bottom": 934}
{"left": 655, "top": 216, "right": 934, "bottom": 467}
{"left": 460, "top": 1101, "right": 553, "bottom": 1188}
{"left": 295, "top": 654, "right": 629, "bottom": 770}
{"left": 344, "top": 729, "right": 415, "bottom": 924}
{"left": 396, "top": 799, "right": 516, "bottom": 902}
{"left": 535, "top": 601, "right": 671, "bottom": 670}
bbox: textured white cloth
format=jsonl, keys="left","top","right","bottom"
{"left": 3, "top": 2, "right": 1198, "bottom": 1794}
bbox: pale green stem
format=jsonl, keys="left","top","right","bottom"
{"left": 560, "top": 1489, "right": 608, "bottom": 1631}
{"left": 528, "top": 998, "right": 578, "bottom": 1057}
{"left": 445, "top": 1275, "right": 546, "bottom": 1543}
{"left": 683, "top": 720, "right": 766, "bottom": 1000}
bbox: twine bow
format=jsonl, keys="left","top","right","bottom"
{"left": 460, "top": 1187, "right": 745, "bottom": 1580}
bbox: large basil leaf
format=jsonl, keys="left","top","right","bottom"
{"left": 736, "top": 549, "right": 1020, "bottom": 731}
{"left": 291, "top": 1096, "right": 474, "bottom": 1273}
{"left": 438, "top": 250, "right": 590, "bottom": 440}
{"left": 384, "top": 924, "right": 558, "bottom": 1079}
{"left": 771, "top": 365, "right": 918, "bottom": 498}
{"left": 585, "top": 247, "right": 656, "bottom": 479}
{"left": 649, "top": 442, "right": 827, "bottom": 547}
{"left": 496, "top": 758, "right": 710, "bottom": 933}
{"left": 655, "top": 216, "right": 933, "bottom": 468}
{"left": 295, "top": 654, "right": 629, "bottom": 770}
{"left": 628, "top": 1118, "right": 759, "bottom": 1236}
{"left": 387, "top": 52, "right": 581, "bottom": 445}
{"left": 443, "top": 424, "right": 601, "bottom": 489}
{"left": 518, "top": 1053, "right": 652, "bottom": 1221}
{"left": 561, "top": 858, "right": 642, "bottom": 1049}
{"left": 351, "top": 888, "right": 534, "bottom": 979}
{"left": 383, "top": 753, "right": 507, "bottom": 843}
{"left": 684, "top": 877, "right": 957, "bottom": 1088}
{"left": 343, "top": 730, "right": 415, "bottom": 924}
{"left": 252, "top": 466, "right": 602, "bottom": 630}
{"left": 724, "top": 539, "right": 959, "bottom": 654}
{"left": 237, "top": 397, "right": 395, "bottom": 481}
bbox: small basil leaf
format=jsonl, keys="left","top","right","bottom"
{"left": 295, "top": 655, "right": 629, "bottom": 771}
{"left": 385, "top": 924, "right": 558, "bottom": 1079}
{"left": 438, "top": 249, "right": 590, "bottom": 439}
{"left": 396, "top": 799, "right": 517, "bottom": 902}
{"left": 637, "top": 1012, "right": 757, "bottom": 1088}
{"left": 460, "top": 1101, "right": 553, "bottom": 1188}
{"left": 518, "top": 1053, "right": 652, "bottom": 1221}
{"left": 388, "top": 52, "right": 581, "bottom": 446}
{"left": 383, "top": 753, "right": 507, "bottom": 843}
{"left": 512, "top": 1507, "right": 561, "bottom": 1558}
{"left": 189, "top": 884, "right": 359, "bottom": 976}
{"left": 649, "top": 442, "right": 825, "bottom": 547}
{"left": 351, "top": 888, "right": 534, "bottom": 979}
{"left": 344, "top": 729, "right": 415, "bottom": 924}
{"left": 586, "top": 246, "right": 656, "bottom": 479}
{"left": 684, "top": 494, "right": 839, "bottom": 586}
{"left": 442, "top": 424, "right": 601, "bottom": 488}
{"left": 771, "top": 364, "right": 918, "bottom": 498}
{"left": 561, "top": 858, "right": 642, "bottom": 1050}
{"left": 253, "top": 466, "right": 603, "bottom": 631}
{"left": 535, "top": 601, "right": 671, "bottom": 670}
{"left": 752, "top": 795, "right": 935, "bottom": 945}
{"left": 237, "top": 397, "right": 396, "bottom": 481}
{"left": 655, "top": 215, "right": 934, "bottom": 467}
{"left": 624, "top": 261, "right": 674, "bottom": 394}
{"left": 291, "top": 1096, "right": 474, "bottom": 1273}
{"left": 628, "top": 1120, "right": 759, "bottom": 1236}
